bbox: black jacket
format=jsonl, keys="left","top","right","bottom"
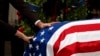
{"left": 0, "top": 0, "right": 39, "bottom": 23}
{"left": 0, "top": 0, "right": 39, "bottom": 36}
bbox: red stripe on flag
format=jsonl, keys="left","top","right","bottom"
{"left": 53, "top": 23, "right": 100, "bottom": 56}
{"left": 56, "top": 41, "right": 100, "bottom": 56}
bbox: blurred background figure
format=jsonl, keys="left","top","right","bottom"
{"left": 86, "top": 0, "right": 100, "bottom": 19}
{"left": 43, "top": 0, "right": 63, "bottom": 22}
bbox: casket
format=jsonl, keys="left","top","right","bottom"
{"left": 24, "top": 19, "right": 100, "bottom": 56}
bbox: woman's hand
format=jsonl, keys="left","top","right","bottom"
{"left": 15, "top": 30, "right": 33, "bottom": 43}
{"left": 23, "top": 36, "right": 33, "bottom": 43}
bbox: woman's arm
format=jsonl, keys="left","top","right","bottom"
{"left": 15, "top": 30, "right": 33, "bottom": 43}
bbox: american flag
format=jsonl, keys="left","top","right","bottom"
{"left": 23, "top": 19, "right": 100, "bottom": 56}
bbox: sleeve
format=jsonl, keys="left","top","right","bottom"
{"left": 9, "top": 0, "right": 39, "bottom": 25}
{"left": 0, "top": 20, "right": 17, "bottom": 37}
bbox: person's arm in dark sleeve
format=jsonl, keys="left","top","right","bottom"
{"left": 0, "top": 20, "right": 17, "bottom": 37}
{"left": 0, "top": 20, "right": 32, "bottom": 42}
{"left": 9, "top": 0, "right": 59, "bottom": 30}
{"left": 9, "top": 0, "right": 39, "bottom": 25}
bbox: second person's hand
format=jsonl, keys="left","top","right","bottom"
{"left": 36, "top": 20, "right": 59, "bottom": 29}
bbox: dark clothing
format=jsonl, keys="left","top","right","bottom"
{"left": 0, "top": 20, "right": 16, "bottom": 39}
{"left": 86, "top": 0, "right": 100, "bottom": 19}
{"left": 0, "top": 0, "right": 39, "bottom": 56}
{"left": 43, "top": 0, "right": 62, "bottom": 17}
{"left": 87, "top": 0, "right": 100, "bottom": 9}
{"left": 0, "top": 0, "right": 39, "bottom": 23}
{"left": 0, "top": 20, "right": 24, "bottom": 56}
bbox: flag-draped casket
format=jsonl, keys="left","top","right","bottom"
{"left": 23, "top": 19, "right": 100, "bottom": 56}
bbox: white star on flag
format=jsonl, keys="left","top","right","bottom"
{"left": 40, "top": 38, "right": 45, "bottom": 43}
{"left": 29, "top": 44, "right": 33, "bottom": 49}
{"left": 29, "top": 53, "right": 32, "bottom": 56}
{"left": 33, "top": 37, "right": 37, "bottom": 41}
{"left": 49, "top": 26, "right": 54, "bottom": 30}
{"left": 39, "top": 53, "right": 42, "bottom": 56}
{"left": 40, "top": 30, "right": 45, "bottom": 36}
{"left": 36, "top": 45, "right": 39, "bottom": 50}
